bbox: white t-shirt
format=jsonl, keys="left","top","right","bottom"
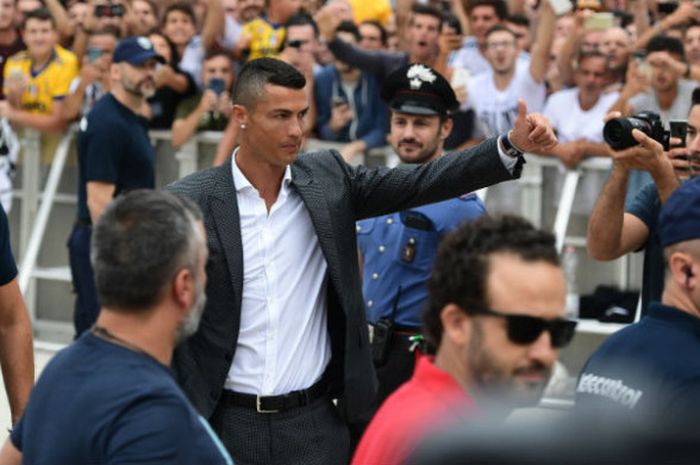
{"left": 543, "top": 87, "right": 620, "bottom": 214}
{"left": 466, "top": 60, "right": 546, "bottom": 138}
{"left": 544, "top": 87, "right": 619, "bottom": 143}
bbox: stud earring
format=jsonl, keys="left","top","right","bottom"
{"left": 240, "top": 124, "right": 246, "bottom": 129}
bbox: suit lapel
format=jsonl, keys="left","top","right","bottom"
{"left": 291, "top": 164, "right": 344, "bottom": 313}
{"left": 209, "top": 164, "right": 244, "bottom": 306}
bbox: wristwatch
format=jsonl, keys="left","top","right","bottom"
{"left": 500, "top": 131, "right": 524, "bottom": 158}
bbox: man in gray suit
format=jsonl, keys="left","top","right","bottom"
{"left": 168, "top": 57, "right": 557, "bottom": 465}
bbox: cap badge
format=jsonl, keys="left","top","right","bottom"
{"left": 407, "top": 64, "right": 436, "bottom": 90}
{"left": 137, "top": 37, "right": 153, "bottom": 50}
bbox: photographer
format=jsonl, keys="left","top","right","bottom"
{"left": 171, "top": 51, "right": 234, "bottom": 149}
{"left": 588, "top": 88, "right": 700, "bottom": 314}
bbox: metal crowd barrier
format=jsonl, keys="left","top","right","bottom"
{"left": 12, "top": 131, "right": 632, "bottom": 342}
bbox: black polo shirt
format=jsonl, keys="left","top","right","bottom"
{"left": 76, "top": 93, "right": 154, "bottom": 222}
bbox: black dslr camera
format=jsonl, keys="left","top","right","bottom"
{"left": 603, "top": 111, "right": 670, "bottom": 151}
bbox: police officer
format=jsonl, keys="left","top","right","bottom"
{"left": 357, "top": 64, "right": 487, "bottom": 406}
{"left": 69, "top": 36, "right": 163, "bottom": 337}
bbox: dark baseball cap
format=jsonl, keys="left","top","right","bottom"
{"left": 113, "top": 37, "right": 165, "bottom": 66}
{"left": 659, "top": 177, "right": 700, "bottom": 247}
{"left": 381, "top": 64, "right": 459, "bottom": 116}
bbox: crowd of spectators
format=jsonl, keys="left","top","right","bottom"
{"left": 0, "top": 0, "right": 698, "bottom": 178}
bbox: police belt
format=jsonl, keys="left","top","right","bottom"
{"left": 220, "top": 377, "right": 329, "bottom": 414}
{"left": 371, "top": 323, "right": 421, "bottom": 351}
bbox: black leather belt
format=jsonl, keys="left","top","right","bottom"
{"left": 220, "top": 378, "right": 328, "bottom": 413}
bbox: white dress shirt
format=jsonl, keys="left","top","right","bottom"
{"left": 225, "top": 153, "right": 332, "bottom": 395}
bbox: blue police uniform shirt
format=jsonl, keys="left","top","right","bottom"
{"left": 11, "top": 332, "right": 233, "bottom": 465}
{"left": 357, "top": 195, "right": 486, "bottom": 327}
{"left": 575, "top": 303, "right": 700, "bottom": 422}
{"left": 625, "top": 182, "right": 662, "bottom": 314}
{"left": 0, "top": 207, "right": 17, "bottom": 286}
{"left": 76, "top": 93, "right": 155, "bottom": 222}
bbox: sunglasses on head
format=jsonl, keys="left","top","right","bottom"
{"left": 469, "top": 306, "right": 577, "bottom": 348}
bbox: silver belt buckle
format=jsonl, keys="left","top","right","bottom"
{"left": 256, "top": 395, "right": 279, "bottom": 414}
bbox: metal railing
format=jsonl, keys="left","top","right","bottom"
{"left": 12, "top": 132, "right": 634, "bottom": 341}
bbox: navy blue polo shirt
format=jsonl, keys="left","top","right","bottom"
{"left": 0, "top": 208, "right": 16, "bottom": 286}
{"left": 76, "top": 93, "right": 155, "bottom": 222}
{"left": 576, "top": 302, "right": 700, "bottom": 422}
{"left": 11, "top": 332, "right": 232, "bottom": 465}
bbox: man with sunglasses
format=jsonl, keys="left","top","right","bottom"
{"left": 352, "top": 215, "right": 575, "bottom": 465}
{"left": 577, "top": 178, "right": 700, "bottom": 422}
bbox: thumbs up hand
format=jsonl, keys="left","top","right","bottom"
{"left": 508, "top": 99, "right": 557, "bottom": 154}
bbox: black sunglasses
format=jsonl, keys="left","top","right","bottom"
{"left": 469, "top": 307, "right": 577, "bottom": 348}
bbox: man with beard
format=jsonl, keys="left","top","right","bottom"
{"left": 357, "top": 63, "right": 485, "bottom": 409}
{"left": 69, "top": 36, "right": 162, "bottom": 337}
{"left": 0, "top": 190, "right": 232, "bottom": 465}
{"left": 352, "top": 214, "right": 574, "bottom": 465}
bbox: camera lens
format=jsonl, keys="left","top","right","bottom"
{"left": 603, "top": 117, "right": 651, "bottom": 150}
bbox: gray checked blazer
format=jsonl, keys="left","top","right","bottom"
{"left": 167, "top": 137, "right": 520, "bottom": 421}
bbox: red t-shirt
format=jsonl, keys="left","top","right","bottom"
{"left": 352, "top": 356, "right": 476, "bottom": 465}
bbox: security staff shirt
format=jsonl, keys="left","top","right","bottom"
{"left": 576, "top": 302, "right": 700, "bottom": 422}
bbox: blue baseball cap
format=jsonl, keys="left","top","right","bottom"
{"left": 659, "top": 177, "right": 700, "bottom": 247}
{"left": 113, "top": 37, "right": 165, "bottom": 66}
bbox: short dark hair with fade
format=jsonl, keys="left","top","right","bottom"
{"left": 647, "top": 34, "right": 686, "bottom": 61}
{"left": 162, "top": 2, "right": 196, "bottom": 27}
{"left": 423, "top": 215, "right": 559, "bottom": 348}
{"left": 232, "top": 58, "right": 306, "bottom": 110}
{"left": 91, "top": 189, "right": 204, "bottom": 312}
{"left": 336, "top": 20, "right": 360, "bottom": 42}
{"left": 410, "top": 3, "right": 443, "bottom": 29}
{"left": 22, "top": 7, "right": 55, "bottom": 30}
{"left": 467, "top": 0, "right": 508, "bottom": 21}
